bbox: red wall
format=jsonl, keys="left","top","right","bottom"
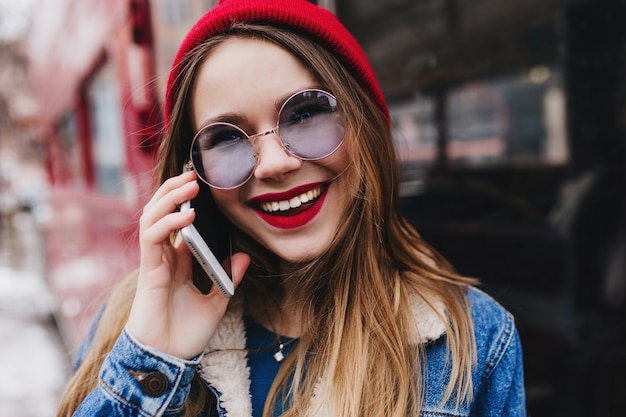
{"left": 27, "top": 0, "right": 159, "bottom": 352}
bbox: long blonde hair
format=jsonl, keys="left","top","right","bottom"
{"left": 57, "top": 23, "right": 476, "bottom": 417}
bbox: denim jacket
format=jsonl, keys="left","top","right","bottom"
{"left": 70, "top": 287, "right": 526, "bottom": 416}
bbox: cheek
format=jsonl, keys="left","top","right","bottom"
{"left": 325, "top": 142, "right": 359, "bottom": 194}
{"left": 209, "top": 189, "right": 241, "bottom": 221}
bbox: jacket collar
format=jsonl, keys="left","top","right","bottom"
{"left": 198, "top": 292, "right": 446, "bottom": 416}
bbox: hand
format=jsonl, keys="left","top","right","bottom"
{"left": 127, "top": 170, "right": 250, "bottom": 359}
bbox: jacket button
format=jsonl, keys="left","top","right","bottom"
{"left": 130, "top": 371, "right": 169, "bottom": 397}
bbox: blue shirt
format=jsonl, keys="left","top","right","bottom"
{"left": 244, "top": 315, "right": 298, "bottom": 417}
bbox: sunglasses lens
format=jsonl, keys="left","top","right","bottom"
{"left": 279, "top": 90, "right": 345, "bottom": 160}
{"left": 191, "top": 123, "right": 256, "bottom": 189}
{"left": 190, "top": 90, "right": 345, "bottom": 189}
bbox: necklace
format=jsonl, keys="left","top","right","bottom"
{"left": 273, "top": 337, "right": 297, "bottom": 362}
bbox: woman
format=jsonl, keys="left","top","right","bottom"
{"left": 57, "top": 0, "right": 526, "bottom": 416}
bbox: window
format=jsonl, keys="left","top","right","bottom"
{"left": 86, "top": 61, "right": 125, "bottom": 195}
{"left": 392, "top": 67, "right": 568, "bottom": 194}
{"left": 446, "top": 66, "right": 568, "bottom": 166}
{"left": 159, "top": 0, "right": 189, "bottom": 25}
{"left": 203, "top": 0, "right": 217, "bottom": 11}
{"left": 56, "top": 112, "right": 85, "bottom": 188}
{"left": 390, "top": 95, "right": 438, "bottom": 194}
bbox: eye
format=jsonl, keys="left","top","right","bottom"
{"left": 197, "top": 124, "right": 247, "bottom": 150}
{"left": 290, "top": 109, "right": 314, "bottom": 123}
{"left": 281, "top": 101, "right": 332, "bottom": 127}
{"left": 280, "top": 92, "right": 336, "bottom": 127}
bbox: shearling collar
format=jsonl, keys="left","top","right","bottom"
{"left": 198, "top": 292, "right": 447, "bottom": 417}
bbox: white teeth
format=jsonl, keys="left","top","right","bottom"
{"left": 261, "top": 186, "right": 323, "bottom": 213}
{"left": 289, "top": 196, "right": 301, "bottom": 208}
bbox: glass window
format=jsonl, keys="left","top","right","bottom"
{"left": 390, "top": 95, "right": 438, "bottom": 195}
{"left": 392, "top": 67, "right": 568, "bottom": 194}
{"left": 57, "top": 112, "right": 85, "bottom": 189}
{"left": 203, "top": 0, "right": 217, "bottom": 11}
{"left": 446, "top": 66, "right": 568, "bottom": 166}
{"left": 159, "top": 0, "right": 189, "bottom": 25}
{"left": 86, "top": 61, "right": 125, "bottom": 195}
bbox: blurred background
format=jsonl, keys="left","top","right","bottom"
{"left": 0, "top": 0, "right": 624, "bottom": 416}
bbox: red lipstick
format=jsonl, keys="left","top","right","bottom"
{"left": 249, "top": 183, "right": 328, "bottom": 229}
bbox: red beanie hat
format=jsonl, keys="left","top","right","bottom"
{"left": 164, "top": 0, "right": 389, "bottom": 125}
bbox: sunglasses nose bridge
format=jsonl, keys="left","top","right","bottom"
{"left": 248, "top": 125, "right": 282, "bottom": 150}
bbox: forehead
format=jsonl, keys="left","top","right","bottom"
{"left": 190, "top": 36, "right": 317, "bottom": 130}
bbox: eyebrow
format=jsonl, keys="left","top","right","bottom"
{"left": 196, "top": 112, "right": 248, "bottom": 132}
{"left": 274, "top": 85, "right": 323, "bottom": 111}
{"left": 196, "top": 86, "right": 323, "bottom": 131}
{"left": 274, "top": 91, "right": 294, "bottom": 112}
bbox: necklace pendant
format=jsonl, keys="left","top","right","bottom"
{"left": 274, "top": 343, "right": 285, "bottom": 362}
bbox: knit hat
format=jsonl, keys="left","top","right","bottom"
{"left": 164, "top": 0, "right": 389, "bottom": 125}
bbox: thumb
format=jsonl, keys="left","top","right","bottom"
{"left": 224, "top": 252, "right": 250, "bottom": 290}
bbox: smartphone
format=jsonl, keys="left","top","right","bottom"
{"left": 180, "top": 189, "right": 234, "bottom": 299}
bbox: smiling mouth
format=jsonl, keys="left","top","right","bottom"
{"left": 259, "top": 184, "right": 326, "bottom": 215}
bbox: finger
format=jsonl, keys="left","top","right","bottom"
{"left": 227, "top": 252, "right": 251, "bottom": 289}
{"left": 209, "top": 252, "right": 250, "bottom": 300}
{"left": 138, "top": 208, "right": 196, "bottom": 277}
{"left": 141, "top": 208, "right": 196, "bottom": 252}
{"left": 140, "top": 180, "right": 199, "bottom": 232}
{"left": 144, "top": 170, "right": 197, "bottom": 213}
{"left": 205, "top": 252, "right": 250, "bottom": 303}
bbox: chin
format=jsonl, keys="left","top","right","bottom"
{"left": 268, "top": 241, "right": 329, "bottom": 264}
{"left": 274, "top": 250, "right": 321, "bottom": 264}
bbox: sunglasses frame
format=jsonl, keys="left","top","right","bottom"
{"left": 189, "top": 88, "right": 345, "bottom": 189}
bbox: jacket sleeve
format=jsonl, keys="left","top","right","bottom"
{"left": 469, "top": 320, "right": 527, "bottom": 417}
{"left": 72, "top": 305, "right": 105, "bottom": 374}
{"left": 72, "top": 327, "right": 201, "bottom": 417}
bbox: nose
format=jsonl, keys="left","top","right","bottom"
{"left": 252, "top": 131, "right": 302, "bottom": 182}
